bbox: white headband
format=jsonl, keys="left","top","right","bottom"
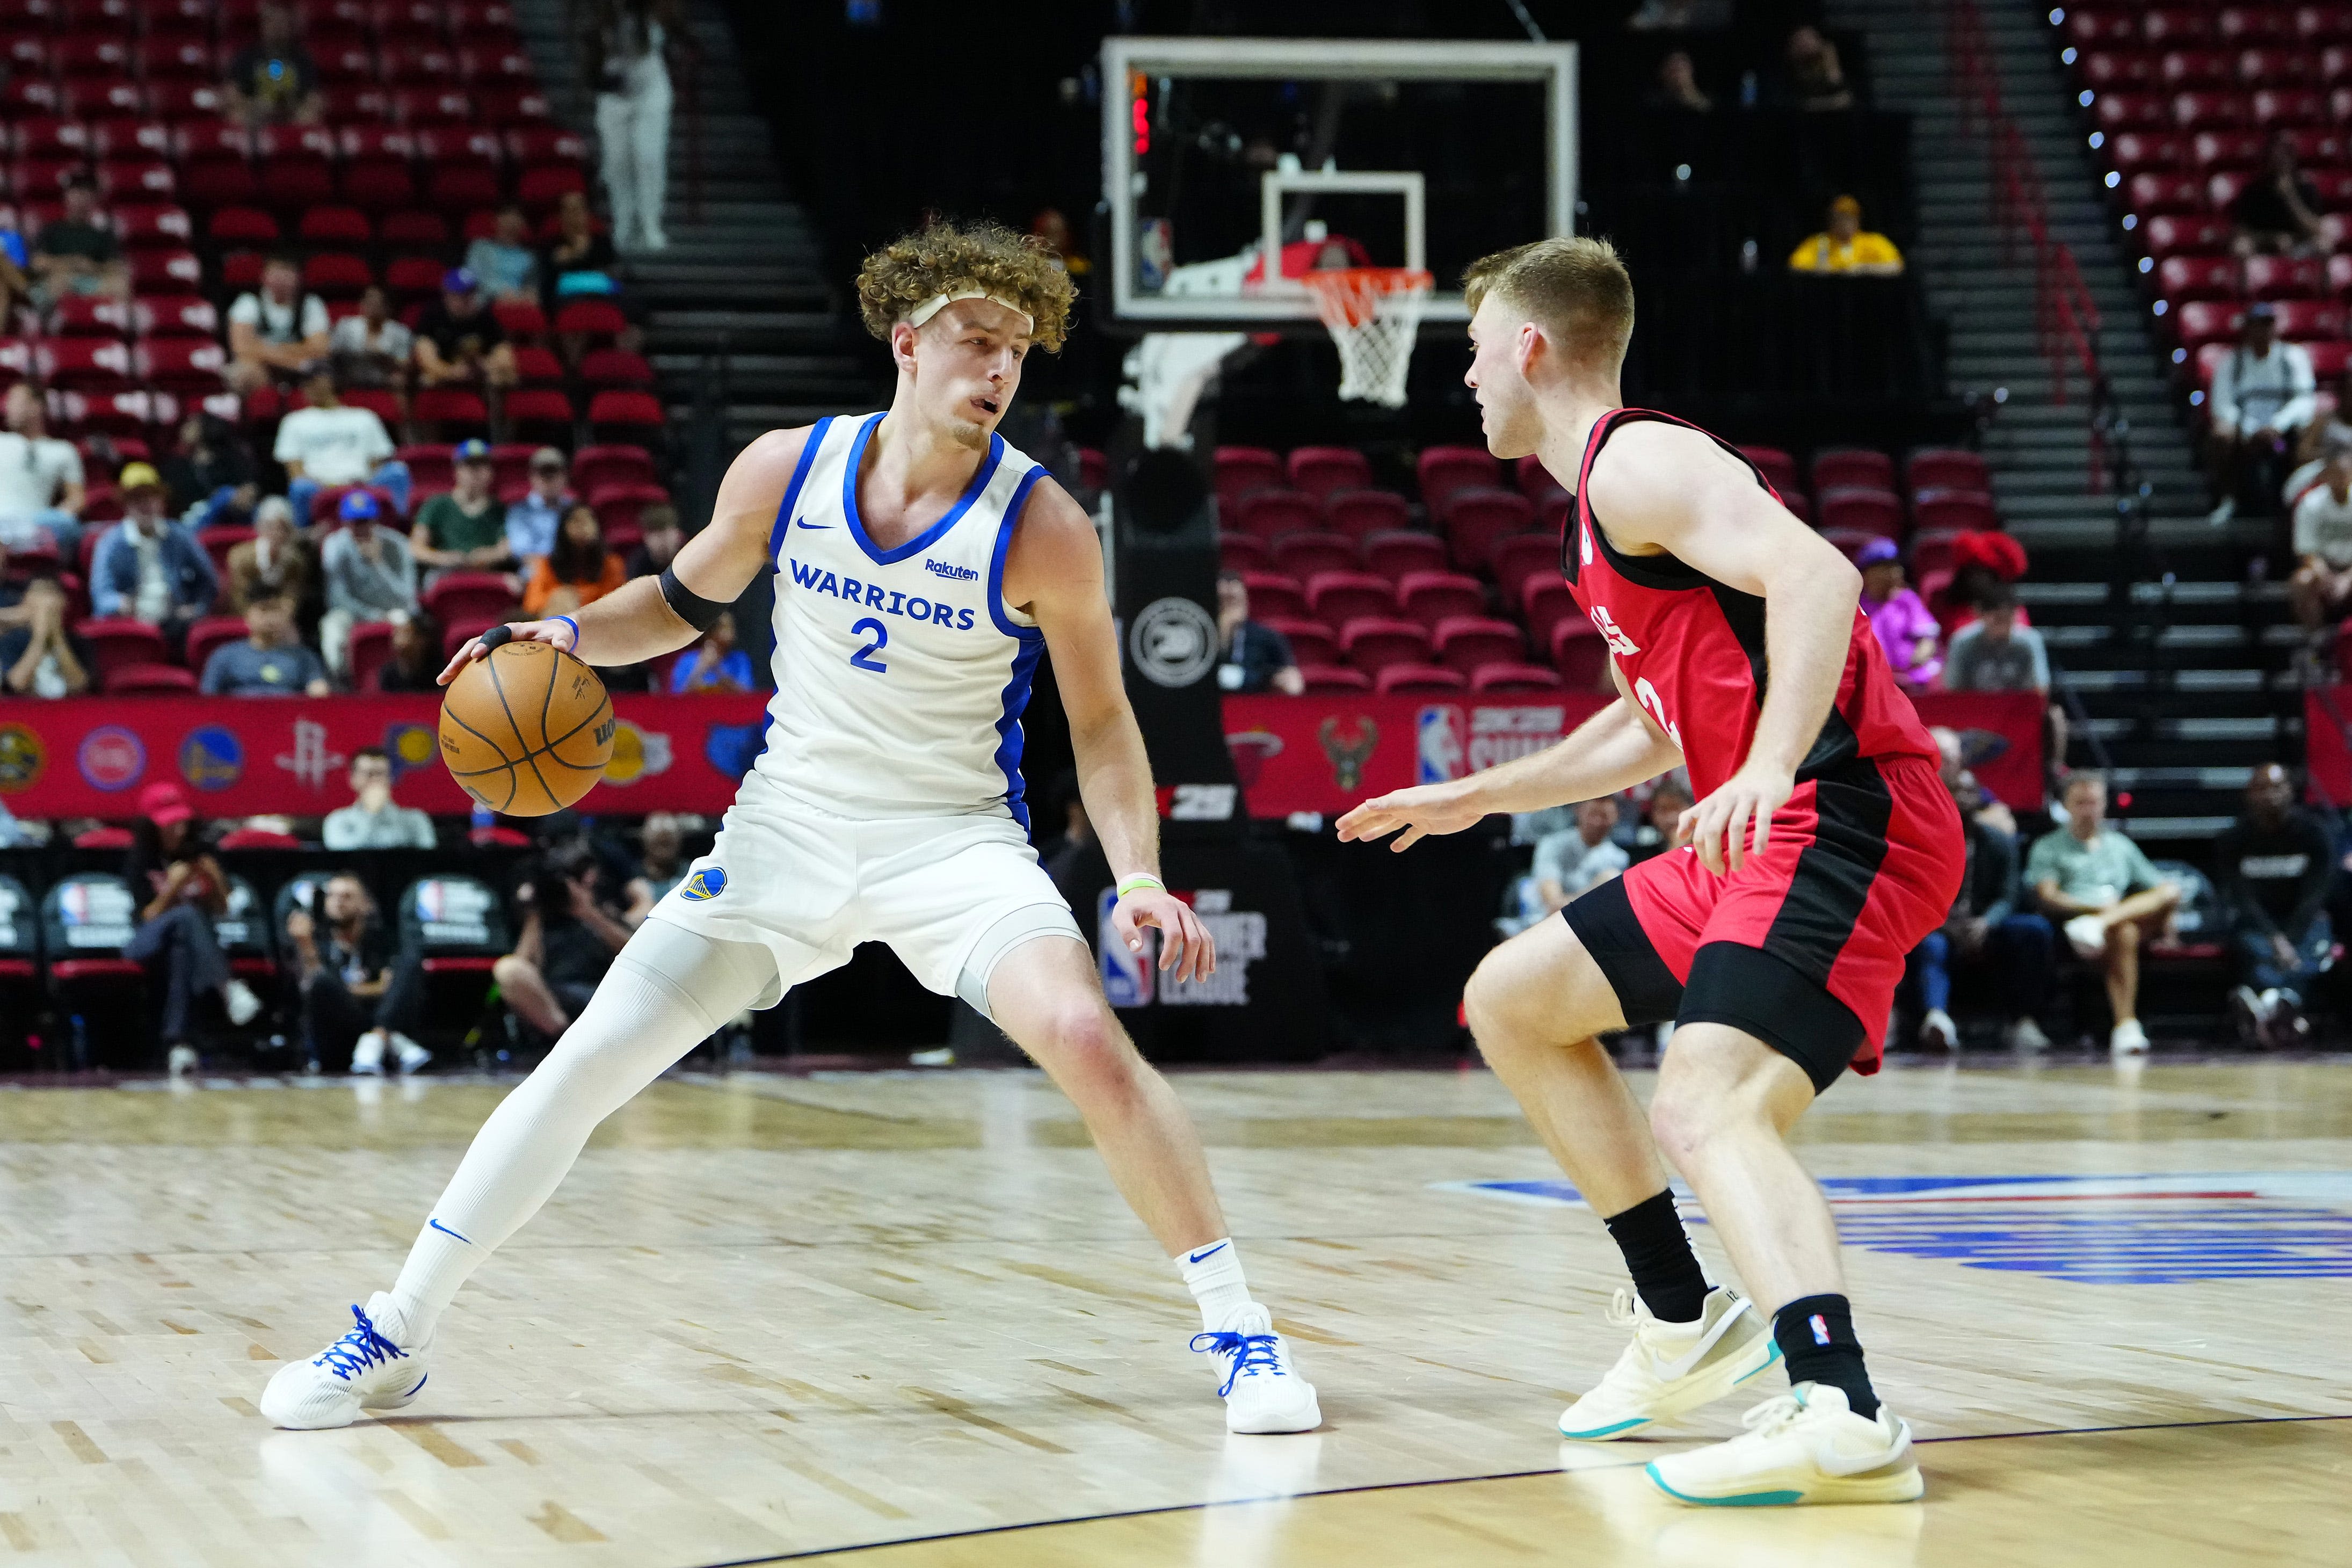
{"left": 905, "top": 289, "right": 1034, "bottom": 333}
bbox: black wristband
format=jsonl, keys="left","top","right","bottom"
{"left": 659, "top": 566, "right": 727, "bottom": 634}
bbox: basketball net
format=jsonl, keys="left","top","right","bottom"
{"left": 1302, "top": 267, "right": 1434, "bottom": 409}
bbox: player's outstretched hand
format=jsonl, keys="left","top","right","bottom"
{"left": 1116, "top": 887, "right": 1216, "bottom": 984}
{"left": 1335, "top": 783, "right": 1482, "bottom": 853}
{"left": 437, "top": 619, "right": 580, "bottom": 685}
{"left": 1676, "top": 761, "right": 1794, "bottom": 876}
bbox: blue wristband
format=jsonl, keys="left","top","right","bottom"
{"left": 552, "top": 615, "right": 580, "bottom": 653}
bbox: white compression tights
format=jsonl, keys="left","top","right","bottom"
{"left": 386, "top": 919, "right": 779, "bottom": 1342}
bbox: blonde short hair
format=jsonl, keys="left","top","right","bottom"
{"left": 855, "top": 218, "right": 1077, "bottom": 353}
{"left": 1462, "top": 236, "right": 1636, "bottom": 369}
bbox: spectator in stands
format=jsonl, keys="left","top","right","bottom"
{"left": 1643, "top": 49, "right": 1712, "bottom": 112}
{"left": 2289, "top": 362, "right": 2352, "bottom": 485}
{"left": 222, "top": 1, "right": 323, "bottom": 128}
{"left": 1857, "top": 538, "right": 1940, "bottom": 691}
{"left": 2288, "top": 441, "right": 2352, "bottom": 637}
{"left": 2028, "top": 771, "right": 2181, "bottom": 1055}
{"left": 322, "top": 746, "right": 435, "bottom": 851}
{"left": 91, "top": 464, "right": 217, "bottom": 637}
{"left": 200, "top": 592, "right": 328, "bottom": 696}
{"left": 622, "top": 502, "right": 682, "bottom": 577}
{"left": 225, "top": 256, "right": 331, "bottom": 396}
{"left": 30, "top": 176, "right": 128, "bottom": 307}
{"left": 284, "top": 873, "right": 430, "bottom": 1075}
{"left": 274, "top": 368, "right": 410, "bottom": 527}
{"left": 374, "top": 608, "right": 442, "bottom": 693}
{"left": 466, "top": 206, "right": 541, "bottom": 305}
{"left": 1533, "top": 798, "right": 1630, "bottom": 915}
{"left": 505, "top": 447, "right": 575, "bottom": 566}
{"left": 1943, "top": 580, "right": 2067, "bottom": 781}
{"left": 496, "top": 838, "right": 631, "bottom": 1041}
{"left": 2232, "top": 132, "right": 2328, "bottom": 259}
{"left": 622, "top": 812, "right": 689, "bottom": 920}
{"left": 2217, "top": 763, "right": 2333, "bottom": 1047}
{"left": 1788, "top": 195, "right": 1903, "bottom": 277}
{"left": 124, "top": 784, "right": 260, "bottom": 1075}
{"left": 1911, "top": 758, "right": 2055, "bottom": 1052}
{"left": 0, "top": 382, "right": 85, "bottom": 554}
{"left": 670, "top": 608, "right": 752, "bottom": 693}
{"left": 2206, "top": 302, "right": 2315, "bottom": 527}
{"left": 1214, "top": 570, "right": 1304, "bottom": 694}
{"left": 0, "top": 571, "right": 90, "bottom": 696}
{"left": 586, "top": 0, "right": 694, "bottom": 251}
{"left": 413, "top": 270, "right": 518, "bottom": 415}
{"left": 0, "top": 220, "right": 28, "bottom": 324}
{"left": 543, "top": 190, "right": 621, "bottom": 307}
{"left": 161, "top": 411, "right": 259, "bottom": 530}
{"left": 524, "top": 502, "right": 625, "bottom": 618}
{"left": 225, "top": 497, "right": 312, "bottom": 614}
{"left": 327, "top": 285, "right": 414, "bottom": 400}
{"left": 1939, "top": 528, "right": 2030, "bottom": 636}
{"left": 411, "top": 438, "right": 514, "bottom": 577}
{"left": 1778, "top": 25, "right": 1853, "bottom": 111}
{"left": 317, "top": 490, "right": 417, "bottom": 681}
{"left": 1626, "top": 775, "right": 1694, "bottom": 865}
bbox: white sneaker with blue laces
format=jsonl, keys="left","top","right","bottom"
{"left": 259, "top": 1293, "right": 431, "bottom": 1429}
{"left": 1559, "top": 1286, "right": 1778, "bottom": 1440}
{"left": 1190, "top": 1304, "right": 1320, "bottom": 1433}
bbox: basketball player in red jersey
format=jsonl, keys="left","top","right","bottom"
{"left": 1339, "top": 237, "right": 1962, "bottom": 1506}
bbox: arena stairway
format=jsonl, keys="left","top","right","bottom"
{"left": 509, "top": 0, "right": 885, "bottom": 461}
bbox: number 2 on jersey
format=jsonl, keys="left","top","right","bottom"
{"left": 849, "top": 617, "right": 889, "bottom": 673}
{"left": 1634, "top": 676, "right": 1683, "bottom": 751}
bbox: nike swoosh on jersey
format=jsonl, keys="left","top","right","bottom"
{"left": 796, "top": 518, "right": 834, "bottom": 529}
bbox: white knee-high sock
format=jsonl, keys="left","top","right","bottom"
{"left": 385, "top": 935, "right": 758, "bottom": 1342}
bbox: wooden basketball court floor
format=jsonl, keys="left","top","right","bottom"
{"left": 0, "top": 1056, "right": 2346, "bottom": 1567}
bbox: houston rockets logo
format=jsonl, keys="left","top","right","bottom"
{"left": 1589, "top": 605, "right": 1640, "bottom": 657}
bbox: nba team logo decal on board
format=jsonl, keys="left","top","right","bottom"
{"left": 77, "top": 725, "right": 146, "bottom": 791}
{"left": 1128, "top": 596, "right": 1219, "bottom": 688}
{"left": 0, "top": 722, "right": 43, "bottom": 793}
{"left": 680, "top": 867, "right": 727, "bottom": 901}
{"left": 178, "top": 725, "right": 244, "bottom": 790}
{"left": 383, "top": 723, "right": 438, "bottom": 781}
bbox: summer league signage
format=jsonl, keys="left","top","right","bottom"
{"left": 0, "top": 694, "right": 774, "bottom": 818}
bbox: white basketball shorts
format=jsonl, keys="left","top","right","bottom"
{"left": 646, "top": 778, "right": 1084, "bottom": 1020}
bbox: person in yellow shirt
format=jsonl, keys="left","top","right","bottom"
{"left": 1789, "top": 195, "right": 1904, "bottom": 275}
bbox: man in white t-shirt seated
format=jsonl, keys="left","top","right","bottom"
{"left": 2207, "top": 302, "right": 2317, "bottom": 526}
{"left": 225, "top": 255, "right": 331, "bottom": 396}
{"left": 273, "top": 368, "right": 410, "bottom": 527}
{"left": 1533, "top": 796, "right": 1632, "bottom": 914}
{"left": 2289, "top": 440, "right": 2352, "bottom": 636}
{"left": 0, "top": 382, "right": 86, "bottom": 554}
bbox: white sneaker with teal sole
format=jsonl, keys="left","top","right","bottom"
{"left": 1190, "top": 1305, "right": 1320, "bottom": 1434}
{"left": 1558, "top": 1286, "right": 1779, "bottom": 1441}
{"left": 259, "top": 1294, "right": 431, "bottom": 1429}
{"left": 1646, "top": 1383, "right": 1923, "bottom": 1506}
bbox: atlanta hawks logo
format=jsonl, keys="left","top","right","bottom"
{"left": 1589, "top": 605, "right": 1641, "bottom": 657}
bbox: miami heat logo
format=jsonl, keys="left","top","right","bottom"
{"left": 1589, "top": 605, "right": 1640, "bottom": 657}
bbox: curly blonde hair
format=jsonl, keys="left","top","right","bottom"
{"left": 854, "top": 218, "right": 1077, "bottom": 353}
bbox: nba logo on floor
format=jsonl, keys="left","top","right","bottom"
{"left": 681, "top": 867, "right": 727, "bottom": 901}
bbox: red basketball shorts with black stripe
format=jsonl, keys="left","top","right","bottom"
{"left": 1567, "top": 753, "right": 1965, "bottom": 1090}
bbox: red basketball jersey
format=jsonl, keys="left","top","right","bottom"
{"left": 1560, "top": 407, "right": 1940, "bottom": 800}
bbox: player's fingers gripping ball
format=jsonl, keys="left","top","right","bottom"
{"left": 439, "top": 629, "right": 615, "bottom": 816}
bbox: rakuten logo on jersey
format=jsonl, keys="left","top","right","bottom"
{"left": 1589, "top": 605, "right": 1640, "bottom": 656}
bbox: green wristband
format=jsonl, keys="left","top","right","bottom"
{"left": 1116, "top": 874, "right": 1166, "bottom": 899}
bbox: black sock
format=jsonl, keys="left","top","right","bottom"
{"left": 1772, "top": 1294, "right": 1880, "bottom": 1420}
{"left": 1601, "top": 1190, "right": 1709, "bottom": 1323}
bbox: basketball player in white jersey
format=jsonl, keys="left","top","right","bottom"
{"left": 261, "top": 220, "right": 1319, "bottom": 1436}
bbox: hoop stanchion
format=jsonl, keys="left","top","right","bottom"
{"left": 1302, "top": 267, "right": 1434, "bottom": 408}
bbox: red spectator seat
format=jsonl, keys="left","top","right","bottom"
{"left": 54, "top": 36, "right": 132, "bottom": 79}
{"left": 0, "top": 80, "right": 60, "bottom": 117}
{"left": 1260, "top": 616, "right": 1339, "bottom": 669}
{"left": 551, "top": 299, "right": 627, "bottom": 343}
{"left": 137, "top": 36, "right": 215, "bottom": 82}
{"left": 1235, "top": 489, "right": 1322, "bottom": 542}
{"left": 505, "top": 126, "right": 591, "bottom": 165}
{"left": 577, "top": 348, "right": 655, "bottom": 389}
{"left": 1324, "top": 488, "right": 1411, "bottom": 543}
{"left": 2155, "top": 253, "right": 2241, "bottom": 300}
{"left": 205, "top": 205, "right": 280, "bottom": 247}
{"left": 2158, "top": 49, "right": 2232, "bottom": 90}
{"left": 1904, "top": 449, "right": 1991, "bottom": 496}
{"left": 128, "top": 249, "right": 203, "bottom": 292}
{"left": 2079, "top": 50, "right": 2152, "bottom": 90}
{"left": 2275, "top": 300, "right": 2345, "bottom": 338}
{"left": 2245, "top": 255, "right": 2327, "bottom": 300}
{"left": 48, "top": 297, "right": 132, "bottom": 339}
{"left": 148, "top": 79, "right": 224, "bottom": 118}
{"left": 1442, "top": 489, "right": 1535, "bottom": 572}
{"left": 459, "top": 45, "right": 534, "bottom": 83}
{"left": 2108, "top": 130, "right": 2186, "bottom": 174}
{"left": 504, "top": 388, "right": 576, "bottom": 441}
{"left": 2145, "top": 10, "right": 2217, "bottom": 46}
{"left": 493, "top": 299, "right": 548, "bottom": 340}
{"left": 2126, "top": 171, "right": 2207, "bottom": 214}
{"left": 296, "top": 207, "right": 374, "bottom": 248}
{"left": 379, "top": 209, "right": 452, "bottom": 248}
{"left": 1298, "top": 664, "right": 1371, "bottom": 694}
{"left": 1514, "top": 452, "right": 1568, "bottom": 502}
{"left": 1912, "top": 489, "right": 2000, "bottom": 533}
{"left": 1219, "top": 534, "right": 1269, "bottom": 573}
{"left": 1736, "top": 446, "right": 1801, "bottom": 498}
{"left": 383, "top": 42, "right": 459, "bottom": 84}
{"left": 488, "top": 442, "right": 539, "bottom": 495}
{"left": 384, "top": 255, "right": 448, "bottom": 304}
{"left": 2238, "top": 46, "right": 2310, "bottom": 84}
{"left": 393, "top": 88, "right": 475, "bottom": 126}
{"left": 2253, "top": 88, "right": 2328, "bottom": 123}
{"left": 1361, "top": 529, "right": 1450, "bottom": 584}
{"left": 1214, "top": 446, "right": 1283, "bottom": 508}
{"left": 2091, "top": 91, "right": 2171, "bottom": 133}
{"left": 1286, "top": 445, "right": 1371, "bottom": 499}
{"left": 35, "top": 339, "right": 133, "bottom": 390}
{"left": 1432, "top": 615, "right": 1522, "bottom": 674}
{"left": 134, "top": 338, "right": 228, "bottom": 393}
{"left": 572, "top": 444, "right": 656, "bottom": 495}
{"left": 1521, "top": 578, "right": 1582, "bottom": 650}
{"left": 198, "top": 527, "right": 254, "bottom": 583}
{"left": 2222, "top": 6, "right": 2291, "bottom": 43}
{"left": 1375, "top": 663, "right": 1465, "bottom": 695}
{"left": 2306, "top": 340, "right": 2352, "bottom": 382}
{"left": 75, "top": 617, "right": 166, "bottom": 683}
{"left": 1818, "top": 527, "right": 1880, "bottom": 563}
{"left": 1470, "top": 663, "right": 1564, "bottom": 694}
{"left": 106, "top": 663, "right": 197, "bottom": 694}
{"left": 342, "top": 389, "right": 400, "bottom": 427}
{"left": 2297, "top": 6, "right": 2352, "bottom": 43}
{"left": 301, "top": 253, "right": 374, "bottom": 299}
{"left": 410, "top": 387, "right": 490, "bottom": 435}
{"left": 1271, "top": 531, "right": 1358, "bottom": 582}
{"left": 516, "top": 165, "right": 586, "bottom": 207}
{"left": 134, "top": 295, "right": 217, "bottom": 339}
{"left": 440, "top": 614, "right": 507, "bottom": 660}
{"left": 1810, "top": 449, "right": 1894, "bottom": 493}
{"left": 425, "top": 161, "right": 503, "bottom": 212}
{"left": 400, "top": 444, "right": 456, "bottom": 491}
{"left": 509, "top": 345, "right": 567, "bottom": 388}
{"left": 1236, "top": 570, "right": 1307, "bottom": 621}
{"left": 1397, "top": 570, "right": 1485, "bottom": 631}
{"left": 588, "top": 481, "right": 668, "bottom": 532}
{"left": 422, "top": 571, "right": 519, "bottom": 627}
{"left": 2141, "top": 213, "right": 2232, "bottom": 257}
{"left": 477, "top": 86, "right": 553, "bottom": 126}
{"left": 1342, "top": 619, "right": 1432, "bottom": 675}
{"left": 587, "top": 390, "right": 665, "bottom": 447}
{"left": 1417, "top": 445, "right": 1500, "bottom": 517}
{"left": 112, "top": 203, "right": 194, "bottom": 251}
{"left": 1816, "top": 488, "right": 1904, "bottom": 540}
{"left": 11, "top": 119, "right": 89, "bottom": 161}
{"left": 183, "top": 614, "right": 249, "bottom": 678}
{"left": 343, "top": 619, "right": 396, "bottom": 691}
{"left": 1910, "top": 529, "right": 1965, "bottom": 579}
{"left": 1306, "top": 570, "right": 1396, "bottom": 627}
{"left": 1077, "top": 446, "right": 1108, "bottom": 495}
{"left": 2170, "top": 90, "right": 2250, "bottom": 128}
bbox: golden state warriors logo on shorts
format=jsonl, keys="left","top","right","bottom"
{"left": 680, "top": 867, "right": 727, "bottom": 901}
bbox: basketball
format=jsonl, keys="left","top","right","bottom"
{"left": 437, "top": 640, "right": 615, "bottom": 816}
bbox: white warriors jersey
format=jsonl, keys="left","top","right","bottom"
{"left": 751, "top": 412, "right": 1052, "bottom": 825}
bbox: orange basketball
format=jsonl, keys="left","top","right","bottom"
{"left": 438, "top": 639, "right": 615, "bottom": 816}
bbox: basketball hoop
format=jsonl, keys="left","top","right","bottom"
{"left": 1303, "top": 267, "right": 1434, "bottom": 409}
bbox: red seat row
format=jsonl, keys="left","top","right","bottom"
{"left": 2072, "top": 46, "right": 2352, "bottom": 89}
{"left": 0, "top": 77, "right": 550, "bottom": 126}
{"left": 2063, "top": 6, "right": 2352, "bottom": 48}
{"left": 0, "top": 0, "right": 519, "bottom": 42}
{"left": 2101, "top": 126, "right": 2344, "bottom": 177}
